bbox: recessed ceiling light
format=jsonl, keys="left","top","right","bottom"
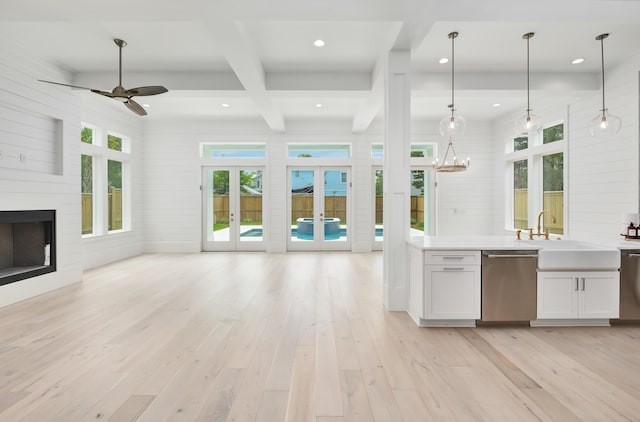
{"left": 438, "top": 57, "right": 449, "bottom": 64}
{"left": 142, "top": 104, "right": 150, "bottom": 108}
{"left": 314, "top": 39, "right": 325, "bottom": 47}
{"left": 315, "top": 103, "right": 323, "bottom": 108}
{"left": 493, "top": 103, "right": 501, "bottom": 108}
{"left": 572, "top": 58, "right": 585, "bottom": 64}
{"left": 221, "top": 103, "right": 230, "bottom": 108}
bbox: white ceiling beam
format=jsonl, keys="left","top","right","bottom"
{"left": 206, "top": 19, "right": 286, "bottom": 132}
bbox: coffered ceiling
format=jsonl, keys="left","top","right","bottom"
{"left": 2, "top": 0, "right": 640, "bottom": 131}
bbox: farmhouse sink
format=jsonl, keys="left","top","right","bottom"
{"left": 519, "top": 239, "right": 620, "bottom": 270}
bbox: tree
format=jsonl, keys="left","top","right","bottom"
{"left": 543, "top": 153, "right": 563, "bottom": 191}
{"left": 81, "top": 155, "right": 92, "bottom": 193}
{"left": 411, "top": 170, "right": 424, "bottom": 194}
{"left": 375, "top": 171, "right": 383, "bottom": 195}
{"left": 81, "top": 127, "right": 92, "bottom": 144}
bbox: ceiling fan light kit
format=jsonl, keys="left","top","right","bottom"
{"left": 39, "top": 38, "right": 168, "bottom": 116}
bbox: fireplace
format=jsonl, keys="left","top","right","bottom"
{"left": 0, "top": 210, "right": 56, "bottom": 286}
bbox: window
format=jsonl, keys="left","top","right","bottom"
{"left": 288, "top": 144, "right": 350, "bottom": 158}
{"left": 81, "top": 154, "right": 93, "bottom": 234}
{"left": 341, "top": 172, "right": 347, "bottom": 184}
{"left": 108, "top": 134, "right": 123, "bottom": 151}
{"left": 81, "top": 125, "right": 95, "bottom": 235}
{"left": 80, "top": 123, "right": 130, "bottom": 235}
{"left": 202, "top": 144, "right": 266, "bottom": 158}
{"left": 108, "top": 159, "right": 123, "bottom": 231}
{"left": 514, "top": 136, "right": 528, "bottom": 151}
{"left": 543, "top": 152, "right": 563, "bottom": 234}
{"left": 506, "top": 122, "right": 564, "bottom": 234}
{"left": 513, "top": 159, "right": 528, "bottom": 229}
{"left": 543, "top": 123, "right": 563, "bottom": 144}
{"left": 370, "top": 143, "right": 435, "bottom": 158}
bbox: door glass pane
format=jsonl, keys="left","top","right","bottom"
{"left": 291, "top": 170, "right": 314, "bottom": 241}
{"left": 239, "top": 169, "right": 263, "bottom": 242}
{"left": 514, "top": 159, "right": 528, "bottom": 229}
{"left": 375, "top": 170, "right": 383, "bottom": 241}
{"left": 410, "top": 170, "right": 425, "bottom": 233}
{"left": 107, "top": 159, "right": 122, "bottom": 231}
{"left": 211, "top": 170, "right": 230, "bottom": 242}
{"left": 543, "top": 153, "right": 563, "bottom": 234}
{"left": 323, "top": 170, "right": 347, "bottom": 242}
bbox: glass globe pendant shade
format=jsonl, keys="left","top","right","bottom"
{"left": 439, "top": 112, "right": 467, "bottom": 136}
{"left": 514, "top": 112, "right": 542, "bottom": 136}
{"left": 588, "top": 109, "right": 621, "bottom": 136}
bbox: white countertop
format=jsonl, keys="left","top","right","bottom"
{"left": 408, "top": 234, "right": 637, "bottom": 251}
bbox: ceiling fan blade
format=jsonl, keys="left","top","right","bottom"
{"left": 38, "top": 80, "right": 94, "bottom": 91}
{"left": 124, "top": 98, "right": 147, "bottom": 116}
{"left": 124, "top": 86, "right": 168, "bottom": 96}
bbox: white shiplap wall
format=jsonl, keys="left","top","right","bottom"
{"left": 413, "top": 119, "right": 496, "bottom": 235}
{"left": 0, "top": 39, "right": 83, "bottom": 308}
{"left": 492, "top": 52, "right": 640, "bottom": 237}
{"left": 141, "top": 116, "right": 496, "bottom": 253}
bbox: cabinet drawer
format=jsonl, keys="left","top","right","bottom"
{"left": 425, "top": 250, "right": 480, "bottom": 266}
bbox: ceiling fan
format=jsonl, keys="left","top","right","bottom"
{"left": 39, "top": 39, "right": 168, "bottom": 116}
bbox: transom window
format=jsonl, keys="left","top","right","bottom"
{"left": 288, "top": 144, "right": 351, "bottom": 158}
{"left": 201, "top": 144, "right": 266, "bottom": 158}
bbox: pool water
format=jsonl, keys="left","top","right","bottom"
{"left": 240, "top": 227, "right": 384, "bottom": 238}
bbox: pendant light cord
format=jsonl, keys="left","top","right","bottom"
{"left": 599, "top": 35, "right": 606, "bottom": 113}
{"left": 451, "top": 32, "right": 455, "bottom": 112}
{"left": 448, "top": 32, "right": 458, "bottom": 117}
{"left": 523, "top": 32, "right": 534, "bottom": 117}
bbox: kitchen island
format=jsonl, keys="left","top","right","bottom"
{"left": 407, "top": 235, "right": 623, "bottom": 327}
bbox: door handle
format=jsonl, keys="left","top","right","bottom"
{"left": 581, "top": 277, "right": 586, "bottom": 291}
{"left": 575, "top": 277, "right": 579, "bottom": 291}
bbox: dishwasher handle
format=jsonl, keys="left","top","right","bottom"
{"left": 484, "top": 254, "right": 538, "bottom": 259}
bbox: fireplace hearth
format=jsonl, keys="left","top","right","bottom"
{"left": 0, "top": 210, "right": 56, "bottom": 286}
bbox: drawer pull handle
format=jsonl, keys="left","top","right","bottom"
{"left": 443, "top": 267, "right": 464, "bottom": 271}
{"left": 442, "top": 256, "right": 465, "bottom": 260}
{"left": 486, "top": 254, "right": 538, "bottom": 259}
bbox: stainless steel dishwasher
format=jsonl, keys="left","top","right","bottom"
{"left": 615, "top": 250, "right": 640, "bottom": 322}
{"left": 481, "top": 250, "right": 538, "bottom": 323}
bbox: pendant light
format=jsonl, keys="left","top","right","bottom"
{"left": 438, "top": 32, "right": 467, "bottom": 136}
{"left": 432, "top": 136, "right": 470, "bottom": 173}
{"left": 514, "top": 32, "right": 542, "bottom": 136}
{"left": 588, "top": 33, "right": 621, "bottom": 136}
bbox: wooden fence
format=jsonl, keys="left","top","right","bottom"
{"left": 81, "top": 186, "right": 122, "bottom": 234}
{"left": 514, "top": 189, "right": 563, "bottom": 233}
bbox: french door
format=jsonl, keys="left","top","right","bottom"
{"left": 287, "top": 167, "right": 351, "bottom": 251}
{"left": 202, "top": 166, "right": 265, "bottom": 251}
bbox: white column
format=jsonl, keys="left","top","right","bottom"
{"left": 383, "top": 50, "right": 411, "bottom": 311}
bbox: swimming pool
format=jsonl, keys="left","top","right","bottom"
{"left": 240, "top": 227, "right": 384, "bottom": 238}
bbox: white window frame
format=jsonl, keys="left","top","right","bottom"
{"left": 505, "top": 120, "right": 567, "bottom": 234}
{"left": 81, "top": 123, "right": 132, "bottom": 237}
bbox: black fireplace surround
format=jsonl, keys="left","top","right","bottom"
{"left": 0, "top": 210, "right": 56, "bottom": 286}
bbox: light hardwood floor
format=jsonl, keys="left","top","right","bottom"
{"left": 1, "top": 252, "right": 640, "bottom": 421}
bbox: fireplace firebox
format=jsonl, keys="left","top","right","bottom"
{"left": 0, "top": 210, "right": 56, "bottom": 286}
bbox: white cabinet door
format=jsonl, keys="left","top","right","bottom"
{"left": 537, "top": 272, "right": 579, "bottom": 319}
{"left": 425, "top": 265, "right": 480, "bottom": 319}
{"left": 537, "top": 271, "right": 620, "bottom": 320}
{"left": 579, "top": 272, "right": 620, "bottom": 319}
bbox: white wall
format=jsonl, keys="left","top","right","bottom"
{"left": 422, "top": 120, "right": 496, "bottom": 235}
{"left": 492, "top": 52, "right": 640, "bottom": 238}
{"left": 141, "top": 116, "right": 497, "bottom": 254}
{"left": 0, "top": 40, "right": 83, "bottom": 308}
